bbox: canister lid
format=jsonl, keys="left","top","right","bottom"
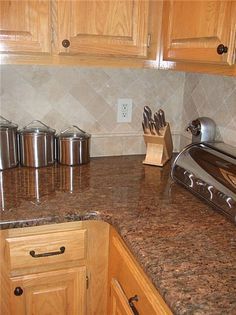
{"left": 19, "top": 120, "right": 56, "bottom": 135}
{"left": 0, "top": 116, "right": 18, "bottom": 130}
{"left": 57, "top": 125, "right": 90, "bottom": 140}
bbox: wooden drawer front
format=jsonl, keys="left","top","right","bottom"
{"left": 110, "top": 235, "right": 172, "bottom": 315}
{"left": 6, "top": 229, "right": 86, "bottom": 272}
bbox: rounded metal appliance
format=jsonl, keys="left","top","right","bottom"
{"left": 18, "top": 120, "right": 56, "bottom": 168}
{"left": 56, "top": 126, "right": 90, "bottom": 166}
{"left": 0, "top": 116, "right": 18, "bottom": 170}
{"left": 186, "top": 117, "right": 216, "bottom": 143}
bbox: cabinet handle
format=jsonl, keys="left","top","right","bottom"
{"left": 217, "top": 44, "right": 228, "bottom": 55}
{"left": 29, "top": 246, "right": 65, "bottom": 258}
{"left": 62, "top": 39, "right": 70, "bottom": 48}
{"left": 14, "top": 287, "right": 23, "bottom": 296}
{"left": 128, "top": 295, "right": 139, "bottom": 315}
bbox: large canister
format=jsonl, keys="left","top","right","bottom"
{"left": 19, "top": 120, "right": 56, "bottom": 168}
{"left": 0, "top": 116, "right": 18, "bottom": 170}
{"left": 56, "top": 126, "right": 90, "bottom": 166}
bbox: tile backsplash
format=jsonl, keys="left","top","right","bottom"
{"left": 0, "top": 66, "right": 185, "bottom": 156}
{"left": 181, "top": 73, "right": 236, "bottom": 148}
{"left": 0, "top": 65, "right": 235, "bottom": 156}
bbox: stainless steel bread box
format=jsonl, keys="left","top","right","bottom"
{"left": 56, "top": 126, "right": 90, "bottom": 166}
{"left": 0, "top": 116, "right": 18, "bottom": 170}
{"left": 171, "top": 142, "right": 236, "bottom": 224}
{"left": 19, "top": 120, "right": 56, "bottom": 168}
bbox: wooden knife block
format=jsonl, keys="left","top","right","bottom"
{"left": 143, "top": 123, "right": 173, "bottom": 167}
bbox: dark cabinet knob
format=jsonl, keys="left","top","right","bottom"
{"left": 62, "top": 39, "right": 70, "bottom": 48}
{"left": 217, "top": 44, "right": 228, "bottom": 55}
{"left": 14, "top": 287, "right": 23, "bottom": 296}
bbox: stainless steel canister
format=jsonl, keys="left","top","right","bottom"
{"left": 56, "top": 126, "right": 90, "bottom": 165}
{"left": 0, "top": 116, "right": 18, "bottom": 170}
{"left": 19, "top": 120, "right": 56, "bottom": 168}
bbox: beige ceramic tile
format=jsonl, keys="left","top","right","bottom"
{"left": 182, "top": 72, "right": 236, "bottom": 147}
{"left": 69, "top": 78, "right": 98, "bottom": 105}
{"left": 1, "top": 65, "right": 235, "bottom": 157}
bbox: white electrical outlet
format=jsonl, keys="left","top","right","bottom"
{"left": 117, "top": 98, "right": 132, "bottom": 123}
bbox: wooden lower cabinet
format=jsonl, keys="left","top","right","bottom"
{"left": 0, "top": 221, "right": 109, "bottom": 315}
{"left": 108, "top": 228, "right": 172, "bottom": 315}
{"left": 9, "top": 267, "right": 86, "bottom": 315}
{"left": 1, "top": 221, "right": 171, "bottom": 315}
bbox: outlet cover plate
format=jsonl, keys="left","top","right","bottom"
{"left": 117, "top": 98, "right": 132, "bottom": 123}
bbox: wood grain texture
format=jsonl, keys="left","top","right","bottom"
{"left": 5, "top": 229, "right": 86, "bottom": 272}
{"left": 84, "top": 220, "right": 109, "bottom": 315}
{"left": 108, "top": 227, "right": 173, "bottom": 315}
{"left": 143, "top": 123, "right": 173, "bottom": 167}
{"left": 1, "top": 221, "right": 109, "bottom": 315}
{"left": 0, "top": 0, "right": 161, "bottom": 66}
{"left": 54, "top": 0, "right": 150, "bottom": 57}
{"left": 0, "top": 0, "right": 51, "bottom": 54}
{"left": 0, "top": 229, "right": 11, "bottom": 315}
{"left": 159, "top": 58, "right": 236, "bottom": 76}
{"left": 10, "top": 267, "right": 86, "bottom": 315}
{"left": 110, "top": 278, "right": 134, "bottom": 315}
{"left": 162, "top": 0, "right": 236, "bottom": 65}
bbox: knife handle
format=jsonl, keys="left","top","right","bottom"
{"left": 158, "top": 109, "right": 166, "bottom": 127}
{"left": 143, "top": 112, "right": 151, "bottom": 134}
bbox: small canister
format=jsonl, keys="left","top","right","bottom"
{"left": 56, "top": 126, "right": 90, "bottom": 166}
{"left": 0, "top": 116, "right": 18, "bottom": 170}
{"left": 18, "top": 120, "right": 56, "bottom": 168}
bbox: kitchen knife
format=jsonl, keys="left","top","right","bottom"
{"left": 154, "top": 112, "right": 161, "bottom": 135}
{"left": 144, "top": 106, "right": 152, "bottom": 120}
{"left": 149, "top": 119, "right": 156, "bottom": 135}
{"left": 143, "top": 111, "right": 151, "bottom": 134}
{"left": 157, "top": 109, "right": 166, "bottom": 128}
{"left": 151, "top": 121, "right": 159, "bottom": 135}
{"left": 142, "top": 121, "right": 149, "bottom": 134}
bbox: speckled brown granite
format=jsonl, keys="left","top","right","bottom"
{"left": 0, "top": 155, "right": 236, "bottom": 315}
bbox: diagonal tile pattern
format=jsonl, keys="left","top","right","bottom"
{"left": 0, "top": 66, "right": 185, "bottom": 156}
{"left": 0, "top": 65, "right": 235, "bottom": 156}
{"left": 182, "top": 73, "right": 236, "bottom": 148}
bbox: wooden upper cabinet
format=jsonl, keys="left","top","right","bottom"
{"left": 163, "top": 1, "right": 236, "bottom": 65}
{"left": 55, "top": 0, "right": 150, "bottom": 58}
{"left": 0, "top": 0, "right": 51, "bottom": 54}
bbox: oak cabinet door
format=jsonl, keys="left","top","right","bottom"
{"left": 110, "top": 278, "right": 134, "bottom": 315}
{"left": 108, "top": 229, "right": 172, "bottom": 315}
{"left": 10, "top": 267, "right": 86, "bottom": 315}
{"left": 163, "top": 1, "right": 236, "bottom": 65}
{"left": 0, "top": 0, "right": 51, "bottom": 54}
{"left": 56, "top": 0, "right": 150, "bottom": 58}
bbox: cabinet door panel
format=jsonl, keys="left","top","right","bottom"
{"left": 108, "top": 230, "right": 172, "bottom": 315}
{"left": 0, "top": 0, "right": 51, "bottom": 54}
{"left": 110, "top": 278, "right": 133, "bottom": 315}
{"left": 56, "top": 0, "right": 149, "bottom": 58}
{"left": 163, "top": 1, "right": 236, "bottom": 65}
{"left": 10, "top": 267, "right": 86, "bottom": 315}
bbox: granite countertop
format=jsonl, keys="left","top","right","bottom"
{"left": 0, "top": 155, "right": 236, "bottom": 315}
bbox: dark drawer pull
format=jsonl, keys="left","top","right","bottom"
{"left": 128, "top": 295, "right": 139, "bottom": 315}
{"left": 29, "top": 246, "right": 65, "bottom": 258}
